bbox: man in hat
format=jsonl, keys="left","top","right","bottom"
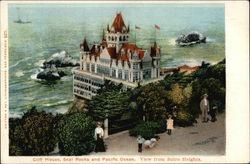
{"left": 200, "top": 93, "right": 210, "bottom": 122}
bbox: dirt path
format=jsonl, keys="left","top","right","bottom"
{"left": 91, "top": 113, "right": 225, "bottom": 155}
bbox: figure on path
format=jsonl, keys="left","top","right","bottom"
{"left": 209, "top": 106, "right": 217, "bottom": 122}
{"left": 94, "top": 122, "right": 106, "bottom": 152}
{"left": 200, "top": 93, "right": 210, "bottom": 123}
{"left": 166, "top": 115, "right": 174, "bottom": 135}
{"left": 136, "top": 135, "right": 145, "bottom": 153}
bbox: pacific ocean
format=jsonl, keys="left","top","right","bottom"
{"left": 8, "top": 3, "right": 225, "bottom": 117}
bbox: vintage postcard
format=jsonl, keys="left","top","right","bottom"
{"left": 1, "top": 1, "right": 249, "bottom": 163}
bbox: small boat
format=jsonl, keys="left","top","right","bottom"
{"left": 13, "top": 8, "right": 32, "bottom": 24}
{"left": 14, "top": 18, "right": 32, "bottom": 24}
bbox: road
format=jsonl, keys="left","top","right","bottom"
{"left": 90, "top": 113, "right": 225, "bottom": 155}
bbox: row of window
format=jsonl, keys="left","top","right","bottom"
{"left": 107, "top": 35, "right": 129, "bottom": 42}
{"left": 74, "top": 74, "right": 103, "bottom": 87}
{"left": 74, "top": 89, "right": 91, "bottom": 98}
{"left": 74, "top": 82, "right": 98, "bottom": 94}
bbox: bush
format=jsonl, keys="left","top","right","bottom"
{"left": 9, "top": 107, "right": 57, "bottom": 156}
{"left": 174, "top": 111, "right": 195, "bottom": 127}
{"left": 129, "top": 121, "right": 165, "bottom": 140}
{"left": 56, "top": 113, "right": 96, "bottom": 155}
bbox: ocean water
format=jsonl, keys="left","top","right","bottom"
{"left": 8, "top": 3, "right": 225, "bottom": 117}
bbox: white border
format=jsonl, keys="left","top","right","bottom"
{"left": 1, "top": 1, "right": 249, "bottom": 163}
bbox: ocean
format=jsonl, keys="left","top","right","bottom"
{"left": 8, "top": 3, "right": 225, "bottom": 117}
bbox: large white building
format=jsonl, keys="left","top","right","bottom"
{"left": 73, "top": 13, "right": 163, "bottom": 99}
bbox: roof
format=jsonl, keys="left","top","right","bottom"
{"left": 160, "top": 68, "right": 178, "bottom": 73}
{"left": 116, "top": 43, "right": 146, "bottom": 61}
{"left": 111, "top": 13, "right": 127, "bottom": 33}
{"left": 90, "top": 45, "right": 101, "bottom": 56}
{"left": 80, "top": 39, "right": 90, "bottom": 51}
{"left": 178, "top": 65, "right": 200, "bottom": 71}
{"left": 150, "top": 42, "right": 160, "bottom": 57}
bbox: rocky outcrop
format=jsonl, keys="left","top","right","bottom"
{"left": 176, "top": 31, "right": 206, "bottom": 46}
{"left": 43, "top": 51, "right": 79, "bottom": 68}
{"left": 67, "top": 97, "right": 88, "bottom": 114}
{"left": 37, "top": 65, "right": 66, "bottom": 81}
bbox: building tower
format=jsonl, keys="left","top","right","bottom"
{"left": 150, "top": 42, "right": 161, "bottom": 78}
{"left": 80, "top": 38, "right": 90, "bottom": 71}
{"left": 106, "top": 13, "right": 130, "bottom": 52}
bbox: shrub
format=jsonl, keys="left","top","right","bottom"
{"left": 9, "top": 107, "right": 57, "bottom": 156}
{"left": 56, "top": 113, "right": 96, "bottom": 155}
{"left": 174, "top": 111, "right": 195, "bottom": 127}
{"left": 129, "top": 121, "right": 165, "bottom": 140}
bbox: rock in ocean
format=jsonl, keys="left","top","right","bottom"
{"left": 37, "top": 65, "right": 66, "bottom": 81}
{"left": 43, "top": 50, "right": 79, "bottom": 68}
{"left": 176, "top": 31, "right": 206, "bottom": 46}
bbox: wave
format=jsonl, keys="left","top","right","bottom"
{"left": 30, "top": 68, "right": 43, "bottom": 80}
{"left": 42, "top": 99, "right": 71, "bottom": 108}
{"left": 15, "top": 71, "right": 24, "bottom": 77}
{"left": 34, "top": 59, "right": 45, "bottom": 67}
{"left": 9, "top": 56, "right": 32, "bottom": 69}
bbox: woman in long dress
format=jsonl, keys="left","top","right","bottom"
{"left": 94, "top": 122, "right": 106, "bottom": 152}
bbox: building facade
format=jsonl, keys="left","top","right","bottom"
{"left": 73, "top": 13, "right": 162, "bottom": 99}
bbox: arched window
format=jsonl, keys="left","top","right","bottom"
{"left": 123, "top": 36, "right": 126, "bottom": 41}
{"left": 108, "top": 36, "right": 111, "bottom": 41}
{"left": 112, "top": 36, "right": 114, "bottom": 41}
{"left": 115, "top": 36, "right": 117, "bottom": 41}
{"left": 119, "top": 36, "right": 122, "bottom": 41}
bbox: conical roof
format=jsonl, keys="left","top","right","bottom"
{"left": 111, "top": 13, "right": 127, "bottom": 33}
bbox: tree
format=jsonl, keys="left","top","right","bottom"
{"left": 56, "top": 113, "right": 96, "bottom": 155}
{"left": 9, "top": 107, "right": 57, "bottom": 156}
{"left": 87, "top": 90, "right": 129, "bottom": 121}
{"left": 136, "top": 83, "right": 168, "bottom": 121}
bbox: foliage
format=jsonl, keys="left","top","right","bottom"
{"left": 9, "top": 107, "right": 57, "bottom": 156}
{"left": 87, "top": 90, "right": 129, "bottom": 121}
{"left": 174, "top": 111, "right": 196, "bottom": 127}
{"left": 129, "top": 121, "right": 165, "bottom": 140}
{"left": 56, "top": 113, "right": 96, "bottom": 155}
{"left": 136, "top": 83, "right": 168, "bottom": 121}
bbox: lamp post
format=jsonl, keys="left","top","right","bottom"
{"left": 104, "top": 114, "right": 109, "bottom": 139}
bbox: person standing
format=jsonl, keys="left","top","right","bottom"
{"left": 166, "top": 115, "right": 174, "bottom": 135}
{"left": 209, "top": 106, "right": 217, "bottom": 122}
{"left": 136, "top": 135, "right": 145, "bottom": 153}
{"left": 94, "top": 122, "right": 106, "bottom": 152}
{"left": 200, "top": 93, "right": 210, "bottom": 123}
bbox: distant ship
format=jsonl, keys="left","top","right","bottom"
{"left": 13, "top": 7, "right": 32, "bottom": 24}
{"left": 14, "top": 18, "right": 32, "bottom": 24}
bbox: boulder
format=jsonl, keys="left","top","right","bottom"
{"left": 37, "top": 65, "right": 66, "bottom": 81}
{"left": 43, "top": 51, "right": 79, "bottom": 68}
{"left": 176, "top": 31, "right": 206, "bottom": 46}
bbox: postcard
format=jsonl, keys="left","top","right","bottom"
{"left": 1, "top": 1, "right": 249, "bottom": 163}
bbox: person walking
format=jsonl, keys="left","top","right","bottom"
{"left": 94, "top": 122, "right": 106, "bottom": 152}
{"left": 136, "top": 135, "right": 145, "bottom": 153}
{"left": 166, "top": 115, "right": 174, "bottom": 135}
{"left": 200, "top": 93, "right": 210, "bottom": 123}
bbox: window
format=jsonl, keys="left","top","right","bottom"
{"left": 82, "top": 63, "right": 84, "bottom": 70}
{"left": 133, "top": 63, "right": 139, "bottom": 69}
{"left": 100, "top": 58, "right": 110, "bottom": 64}
{"left": 91, "top": 64, "right": 95, "bottom": 72}
{"left": 97, "top": 65, "right": 110, "bottom": 76}
{"left": 112, "top": 69, "right": 116, "bottom": 78}
{"left": 123, "top": 36, "right": 126, "bottom": 41}
{"left": 133, "top": 72, "right": 139, "bottom": 82}
{"left": 86, "top": 63, "right": 90, "bottom": 72}
{"left": 143, "top": 69, "right": 151, "bottom": 79}
{"left": 124, "top": 70, "right": 129, "bottom": 81}
{"left": 119, "top": 36, "right": 122, "bottom": 41}
{"left": 118, "top": 69, "right": 122, "bottom": 79}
